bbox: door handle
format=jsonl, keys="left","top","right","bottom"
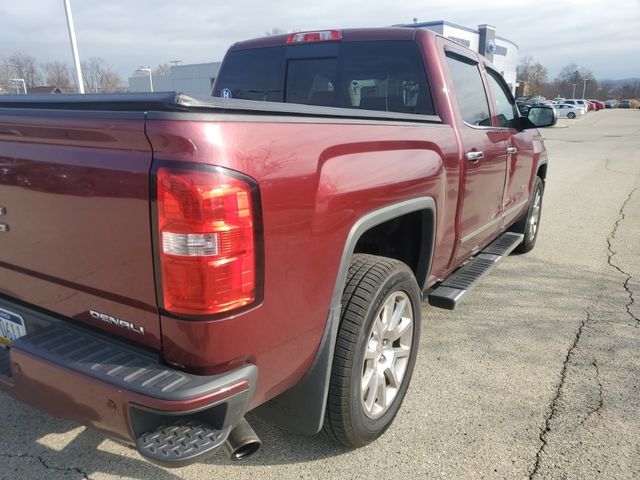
{"left": 466, "top": 151, "right": 484, "bottom": 163}
{"left": 506, "top": 147, "right": 518, "bottom": 155}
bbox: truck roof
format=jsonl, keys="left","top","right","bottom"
{"left": 230, "top": 27, "right": 424, "bottom": 51}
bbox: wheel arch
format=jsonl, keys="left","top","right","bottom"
{"left": 254, "top": 197, "right": 436, "bottom": 435}
{"left": 536, "top": 160, "right": 548, "bottom": 183}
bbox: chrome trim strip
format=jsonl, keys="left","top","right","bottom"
{"left": 502, "top": 199, "right": 529, "bottom": 219}
{"left": 461, "top": 217, "right": 500, "bottom": 244}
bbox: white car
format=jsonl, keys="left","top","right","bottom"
{"left": 563, "top": 99, "right": 591, "bottom": 112}
{"left": 553, "top": 103, "right": 585, "bottom": 119}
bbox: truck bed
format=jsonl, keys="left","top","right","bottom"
{"left": 0, "top": 92, "right": 441, "bottom": 123}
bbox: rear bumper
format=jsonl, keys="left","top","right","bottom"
{"left": 0, "top": 299, "right": 257, "bottom": 451}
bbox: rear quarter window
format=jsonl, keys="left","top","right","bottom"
{"left": 214, "top": 47, "right": 285, "bottom": 102}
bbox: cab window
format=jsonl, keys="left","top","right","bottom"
{"left": 445, "top": 55, "right": 491, "bottom": 126}
{"left": 486, "top": 70, "right": 518, "bottom": 128}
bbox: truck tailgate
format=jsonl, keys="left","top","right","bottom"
{"left": 0, "top": 110, "right": 161, "bottom": 349}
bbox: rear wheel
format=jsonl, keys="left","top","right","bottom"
{"left": 323, "top": 254, "right": 421, "bottom": 447}
{"left": 512, "top": 176, "right": 544, "bottom": 253}
{"left": 567, "top": 112, "right": 576, "bottom": 119}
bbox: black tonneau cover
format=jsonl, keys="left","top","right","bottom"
{"left": 0, "top": 92, "right": 441, "bottom": 124}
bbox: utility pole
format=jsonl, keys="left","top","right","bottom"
{"left": 136, "top": 68, "right": 154, "bottom": 92}
{"left": 571, "top": 83, "right": 577, "bottom": 99}
{"left": 9, "top": 79, "right": 27, "bottom": 94}
{"left": 582, "top": 78, "right": 588, "bottom": 99}
{"left": 63, "top": 0, "right": 85, "bottom": 93}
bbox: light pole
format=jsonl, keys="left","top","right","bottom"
{"left": 136, "top": 68, "right": 153, "bottom": 92}
{"left": 63, "top": 0, "right": 85, "bottom": 93}
{"left": 9, "top": 79, "right": 27, "bottom": 94}
{"left": 582, "top": 78, "right": 589, "bottom": 99}
{"left": 571, "top": 83, "right": 577, "bottom": 99}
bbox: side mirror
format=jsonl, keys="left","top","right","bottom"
{"left": 525, "top": 106, "right": 558, "bottom": 128}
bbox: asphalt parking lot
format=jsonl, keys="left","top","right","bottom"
{"left": 1, "top": 109, "right": 639, "bottom": 480}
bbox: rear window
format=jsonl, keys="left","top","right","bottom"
{"left": 214, "top": 41, "right": 435, "bottom": 116}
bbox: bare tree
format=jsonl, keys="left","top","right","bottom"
{"left": 7, "top": 53, "right": 42, "bottom": 88}
{"left": 42, "top": 61, "right": 74, "bottom": 91}
{"left": 154, "top": 63, "right": 171, "bottom": 76}
{"left": 556, "top": 63, "right": 598, "bottom": 98}
{"left": 516, "top": 56, "right": 548, "bottom": 96}
{"left": 264, "top": 27, "right": 288, "bottom": 36}
{"left": 0, "top": 60, "right": 12, "bottom": 91}
{"left": 81, "top": 57, "right": 123, "bottom": 93}
{"left": 556, "top": 63, "right": 581, "bottom": 86}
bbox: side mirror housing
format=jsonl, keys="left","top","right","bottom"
{"left": 524, "top": 106, "right": 558, "bottom": 129}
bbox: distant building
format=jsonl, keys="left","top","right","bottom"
{"left": 128, "top": 62, "right": 221, "bottom": 98}
{"left": 27, "top": 86, "right": 64, "bottom": 94}
{"left": 396, "top": 21, "right": 519, "bottom": 93}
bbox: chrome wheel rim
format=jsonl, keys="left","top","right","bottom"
{"left": 360, "top": 291, "right": 413, "bottom": 419}
{"left": 529, "top": 188, "right": 541, "bottom": 239}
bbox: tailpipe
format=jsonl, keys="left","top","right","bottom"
{"left": 223, "top": 417, "right": 261, "bottom": 461}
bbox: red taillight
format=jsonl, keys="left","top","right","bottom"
{"left": 286, "top": 30, "right": 342, "bottom": 44}
{"left": 156, "top": 166, "right": 257, "bottom": 316}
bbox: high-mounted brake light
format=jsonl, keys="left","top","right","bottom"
{"left": 286, "top": 30, "right": 342, "bottom": 44}
{"left": 156, "top": 166, "right": 257, "bottom": 316}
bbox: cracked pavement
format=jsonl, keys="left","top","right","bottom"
{"left": 0, "top": 110, "right": 639, "bottom": 479}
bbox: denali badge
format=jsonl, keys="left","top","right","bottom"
{"left": 90, "top": 310, "right": 145, "bottom": 335}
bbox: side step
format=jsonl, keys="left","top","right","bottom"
{"left": 136, "top": 420, "right": 230, "bottom": 468}
{"left": 428, "top": 232, "right": 524, "bottom": 310}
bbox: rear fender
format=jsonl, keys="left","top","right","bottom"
{"left": 255, "top": 197, "right": 436, "bottom": 434}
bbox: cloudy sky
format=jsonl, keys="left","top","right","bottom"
{"left": 2, "top": 0, "right": 639, "bottom": 81}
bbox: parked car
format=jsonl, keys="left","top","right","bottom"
{"left": 589, "top": 100, "right": 606, "bottom": 110}
{"left": 554, "top": 103, "right": 585, "bottom": 119}
{"left": 619, "top": 100, "right": 632, "bottom": 108}
{"left": 0, "top": 27, "right": 555, "bottom": 467}
{"left": 564, "top": 99, "right": 591, "bottom": 111}
{"left": 516, "top": 101, "right": 531, "bottom": 115}
{"left": 605, "top": 100, "right": 617, "bottom": 108}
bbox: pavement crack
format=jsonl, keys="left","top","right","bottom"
{"left": 576, "top": 359, "right": 604, "bottom": 428}
{"left": 529, "top": 313, "right": 588, "bottom": 479}
{"left": 0, "top": 452, "right": 93, "bottom": 479}
{"left": 604, "top": 158, "right": 640, "bottom": 177}
{"left": 606, "top": 187, "right": 639, "bottom": 326}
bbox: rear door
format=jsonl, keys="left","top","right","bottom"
{"left": 0, "top": 110, "right": 161, "bottom": 348}
{"left": 444, "top": 51, "right": 508, "bottom": 261}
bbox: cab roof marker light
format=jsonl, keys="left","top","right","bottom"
{"left": 286, "top": 30, "right": 342, "bottom": 44}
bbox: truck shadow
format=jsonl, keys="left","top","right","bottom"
{"left": 0, "top": 395, "right": 346, "bottom": 476}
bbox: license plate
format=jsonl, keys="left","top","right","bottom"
{"left": 0, "top": 307, "right": 27, "bottom": 347}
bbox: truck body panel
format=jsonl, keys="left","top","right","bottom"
{"left": 145, "top": 116, "right": 457, "bottom": 405}
{"left": 0, "top": 111, "right": 161, "bottom": 348}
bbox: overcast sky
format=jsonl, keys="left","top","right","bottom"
{"left": 2, "top": 0, "right": 639, "bottom": 81}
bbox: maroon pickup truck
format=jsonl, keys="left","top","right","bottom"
{"left": 0, "top": 28, "right": 555, "bottom": 466}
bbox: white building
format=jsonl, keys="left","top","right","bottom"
{"left": 398, "top": 21, "right": 519, "bottom": 93}
{"left": 128, "top": 62, "right": 221, "bottom": 98}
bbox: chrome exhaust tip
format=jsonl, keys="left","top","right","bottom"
{"left": 223, "top": 417, "right": 261, "bottom": 461}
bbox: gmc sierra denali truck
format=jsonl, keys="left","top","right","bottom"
{"left": 0, "top": 27, "right": 555, "bottom": 466}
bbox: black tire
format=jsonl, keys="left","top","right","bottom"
{"left": 323, "top": 254, "right": 421, "bottom": 447}
{"left": 511, "top": 176, "right": 544, "bottom": 253}
{"left": 567, "top": 112, "right": 576, "bottom": 119}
